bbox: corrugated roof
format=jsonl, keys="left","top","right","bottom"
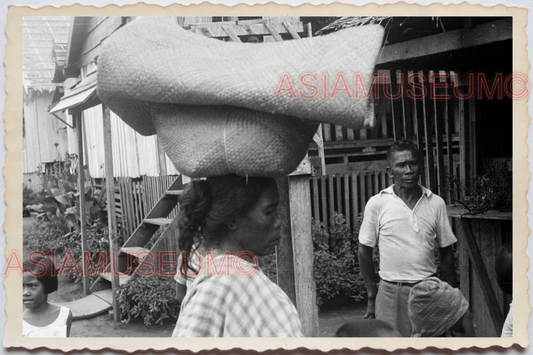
{"left": 23, "top": 16, "right": 71, "bottom": 92}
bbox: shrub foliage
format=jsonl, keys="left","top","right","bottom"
{"left": 313, "top": 213, "right": 366, "bottom": 307}
{"left": 24, "top": 219, "right": 110, "bottom": 284}
{"left": 117, "top": 276, "right": 180, "bottom": 326}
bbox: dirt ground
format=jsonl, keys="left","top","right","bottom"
{"left": 68, "top": 302, "right": 366, "bottom": 337}
{"left": 50, "top": 272, "right": 366, "bottom": 337}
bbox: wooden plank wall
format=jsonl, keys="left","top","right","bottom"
{"left": 310, "top": 171, "right": 393, "bottom": 230}
{"left": 71, "top": 17, "right": 123, "bottom": 70}
{"left": 455, "top": 218, "right": 512, "bottom": 336}
{"left": 23, "top": 90, "right": 70, "bottom": 173}
{"left": 80, "top": 105, "right": 179, "bottom": 179}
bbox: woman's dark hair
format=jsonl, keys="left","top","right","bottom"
{"left": 23, "top": 254, "right": 58, "bottom": 294}
{"left": 495, "top": 243, "right": 512, "bottom": 295}
{"left": 178, "top": 174, "right": 277, "bottom": 270}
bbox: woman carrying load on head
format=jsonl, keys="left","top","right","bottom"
{"left": 172, "top": 174, "right": 302, "bottom": 337}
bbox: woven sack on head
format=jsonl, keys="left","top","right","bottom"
{"left": 151, "top": 104, "right": 319, "bottom": 177}
{"left": 97, "top": 16, "right": 385, "bottom": 136}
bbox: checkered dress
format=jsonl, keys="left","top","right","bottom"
{"left": 172, "top": 253, "right": 303, "bottom": 337}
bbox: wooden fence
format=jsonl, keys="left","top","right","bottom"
{"left": 115, "top": 175, "right": 179, "bottom": 238}
{"left": 312, "top": 70, "right": 467, "bottom": 203}
{"left": 310, "top": 170, "right": 393, "bottom": 230}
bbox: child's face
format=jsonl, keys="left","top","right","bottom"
{"left": 23, "top": 273, "right": 47, "bottom": 309}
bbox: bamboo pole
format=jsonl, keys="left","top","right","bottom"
{"left": 75, "top": 112, "right": 90, "bottom": 296}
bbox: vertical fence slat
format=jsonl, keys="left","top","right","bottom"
{"left": 422, "top": 70, "right": 436, "bottom": 192}
{"left": 335, "top": 174, "right": 342, "bottom": 216}
{"left": 320, "top": 175, "right": 328, "bottom": 230}
{"left": 431, "top": 71, "right": 445, "bottom": 197}
{"left": 127, "top": 178, "right": 136, "bottom": 236}
{"left": 351, "top": 172, "right": 359, "bottom": 226}
{"left": 390, "top": 74, "right": 402, "bottom": 141}
{"left": 335, "top": 125, "right": 343, "bottom": 141}
{"left": 347, "top": 128, "right": 354, "bottom": 141}
{"left": 365, "top": 172, "right": 372, "bottom": 205}
{"left": 312, "top": 177, "right": 319, "bottom": 222}
{"left": 323, "top": 124, "right": 332, "bottom": 142}
{"left": 328, "top": 175, "right": 335, "bottom": 226}
{"left": 359, "top": 173, "right": 366, "bottom": 213}
{"left": 373, "top": 171, "right": 379, "bottom": 196}
{"left": 446, "top": 72, "right": 455, "bottom": 203}
{"left": 343, "top": 173, "right": 350, "bottom": 229}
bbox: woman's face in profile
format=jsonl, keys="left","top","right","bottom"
{"left": 233, "top": 184, "right": 282, "bottom": 257}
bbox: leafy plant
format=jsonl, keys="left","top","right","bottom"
{"left": 313, "top": 213, "right": 366, "bottom": 307}
{"left": 23, "top": 185, "right": 37, "bottom": 216}
{"left": 258, "top": 254, "right": 277, "bottom": 283}
{"left": 24, "top": 219, "right": 110, "bottom": 284}
{"left": 117, "top": 276, "right": 180, "bottom": 326}
{"left": 447, "top": 159, "right": 512, "bottom": 215}
{"left": 26, "top": 154, "right": 107, "bottom": 234}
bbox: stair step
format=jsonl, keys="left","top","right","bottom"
{"left": 120, "top": 246, "right": 151, "bottom": 260}
{"left": 166, "top": 189, "right": 183, "bottom": 196}
{"left": 144, "top": 217, "right": 173, "bottom": 226}
{"left": 100, "top": 273, "right": 132, "bottom": 285}
{"left": 92, "top": 289, "right": 113, "bottom": 304}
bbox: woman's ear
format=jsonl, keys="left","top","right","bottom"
{"left": 226, "top": 217, "right": 238, "bottom": 231}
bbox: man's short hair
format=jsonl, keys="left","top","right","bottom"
{"left": 23, "top": 254, "right": 58, "bottom": 295}
{"left": 387, "top": 139, "right": 423, "bottom": 165}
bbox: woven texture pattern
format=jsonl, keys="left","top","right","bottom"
{"left": 97, "top": 17, "right": 384, "bottom": 135}
{"left": 97, "top": 17, "right": 384, "bottom": 177}
{"left": 152, "top": 104, "right": 318, "bottom": 177}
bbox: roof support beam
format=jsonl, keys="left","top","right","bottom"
{"left": 378, "top": 18, "right": 512, "bottom": 64}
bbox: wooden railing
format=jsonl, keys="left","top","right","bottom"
{"left": 310, "top": 171, "right": 393, "bottom": 230}
{"left": 115, "top": 175, "right": 179, "bottom": 238}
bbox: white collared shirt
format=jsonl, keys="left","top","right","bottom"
{"left": 359, "top": 185, "right": 457, "bottom": 282}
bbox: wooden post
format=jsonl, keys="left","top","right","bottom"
{"left": 288, "top": 174, "right": 319, "bottom": 337}
{"left": 275, "top": 177, "right": 296, "bottom": 305}
{"left": 157, "top": 137, "right": 168, "bottom": 176}
{"left": 75, "top": 112, "right": 90, "bottom": 296}
{"left": 102, "top": 105, "right": 120, "bottom": 321}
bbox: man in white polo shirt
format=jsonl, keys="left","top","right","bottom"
{"left": 358, "top": 139, "right": 457, "bottom": 337}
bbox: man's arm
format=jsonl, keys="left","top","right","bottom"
{"left": 439, "top": 245, "right": 456, "bottom": 287}
{"left": 358, "top": 243, "right": 378, "bottom": 319}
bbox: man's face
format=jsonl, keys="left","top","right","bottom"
{"left": 388, "top": 150, "right": 422, "bottom": 190}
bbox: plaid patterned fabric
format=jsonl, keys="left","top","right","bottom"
{"left": 175, "top": 248, "right": 201, "bottom": 288}
{"left": 173, "top": 253, "right": 302, "bottom": 337}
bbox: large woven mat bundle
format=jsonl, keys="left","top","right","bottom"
{"left": 97, "top": 17, "right": 384, "bottom": 177}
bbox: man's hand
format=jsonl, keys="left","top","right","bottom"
{"left": 364, "top": 297, "right": 376, "bottom": 319}
{"left": 359, "top": 243, "right": 378, "bottom": 320}
{"left": 439, "top": 245, "right": 456, "bottom": 287}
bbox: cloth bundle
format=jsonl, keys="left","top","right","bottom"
{"left": 97, "top": 17, "right": 384, "bottom": 177}
{"left": 408, "top": 277, "right": 469, "bottom": 337}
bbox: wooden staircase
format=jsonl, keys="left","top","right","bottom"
{"left": 90, "top": 175, "right": 185, "bottom": 293}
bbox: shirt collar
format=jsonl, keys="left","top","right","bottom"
{"left": 380, "top": 184, "right": 432, "bottom": 197}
